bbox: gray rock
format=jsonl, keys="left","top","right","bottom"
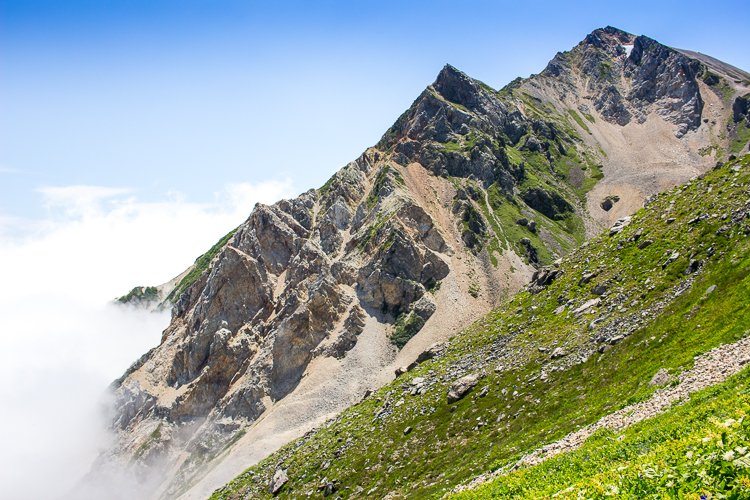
{"left": 592, "top": 284, "right": 608, "bottom": 295}
{"left": 648, "top": 368, "right": 671, "bottom": 386}
{"left": 516, "top": 218, "right": 528, "bottom": 226}
{"left": 609, "top": 216, "right": 631, "bottom": 236}
{"left": 662, "top": 250, "right": 680, "bottom": 268}
{"left": 572, "top": 298, "right": 600, "bottom": 317}
{"left": 528, "top": 220, "right": 537, "bottom": 232}
{"left": 324, "top": 482, "right": 337, "bottom": 497}
{"left": 403, "top": 426, "right": 413, "bottom": 435}
{"left": 447, "top": 374, "right": 479, "bottom": 403}
{"left": 579, "top": 271, "right": 598, "bottom": 286}
{"left": 684, "top": 259, "right": 700, "bottom": 275}
{"left": 706, "top": 285, "right": 717, "bottom": 294}
{"left": 551, "top": 348, "right": 567, "bottom": 359}
{"left": 268, "top": 469, "right": 288, "bottom": 495}
{"left": 638, "top": 239, "right": 653, "bottom": 249}
{"left": 416, "top": 342, "right": 445, "bottom": 364}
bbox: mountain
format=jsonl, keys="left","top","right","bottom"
{"left": 208, "top": 153, "right": 750, "bottom": 500}
{"left": 80, "top": 27, "right": 750, "bottom": 500}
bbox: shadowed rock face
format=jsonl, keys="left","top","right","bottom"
{"left": 91, "top": 26, "right": 750, "bottom": 500}
{"left": 542, "top": 26, "right": 704, "bottom": 137}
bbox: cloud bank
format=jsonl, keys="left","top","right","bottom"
{"left": 0, "top": 179, "right": 294, "bottom": 499}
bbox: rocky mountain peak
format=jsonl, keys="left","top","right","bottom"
{"left": 583, "top": 25, "right": 636, "bottom": 51}
{"left": 432, "top": 64, "right": 484, "bottom": 109}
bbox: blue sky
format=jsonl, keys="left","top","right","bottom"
{"left": 2, "top": 0, "right": 749, "bottom": 226}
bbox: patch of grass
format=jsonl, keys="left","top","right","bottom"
{"left": 318, "top": 173, "right": 337, "bottom": 194}
{"left": 367, "top": 165, "right": 392, "bottom": 209}
{"left": 730, "top": 121, "right": 750, "bottom": 154}
{"left": 568, "top": 109, "right": 592, "bottom": 135}
{"left": 391, "top": 312, "right": 424, "bottom": 349}
{"left": 167, "top": 227, "right": 239, "bottom": 303}
{"left": 118, "top": 286, "right": 158, "bottom": 305}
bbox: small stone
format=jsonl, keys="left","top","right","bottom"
{"left": 403, "top": 426, "right": 413, "bottom": 435}
{"left": 571, "top": 298, "right": 600, "bottom": 317}
{"left": 551, "top": 348, "right": 567, "bottom": 359}
{"left": 608, "top": 216, "right": 631, "bottom": 236}
{"left": 706, "top": 285, "right": 717, "bottom": 294}
{"left": 684, "top": 259, "right": 700, "bottom": 275}
{"left": 268, "top": 469, "right": 288, "bottom": 496}
{"left": 648, "top": 368, "right": 671, "bottom": 386}
{"left": 516, "top": 218, "right": 528, "bottom": 226}
{"left": 666, "top": 217, "right": 676, "bottom": 224}
{"left": 638, "top": 239, "right": 653, "bottom": 249}
{"left": 591, "top": 284, "right": 608, "bottom": 295}
{"left": 324, "top": 482, "right": 338, "bottom": 497}
{"left": 415, "top": 342, "right": 444, "bottom": 363}
{"left": 528, "top": 220, "right": 537, "bottom": 232}
{"left": 579, "top": 271, "right": 598, "bottom": 286}
{"left": 447, "top": 373, "right": 479, "bottom": 403}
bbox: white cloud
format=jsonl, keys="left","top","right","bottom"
{"left": 0, "top": 178, "right": 295, "bottom": 499}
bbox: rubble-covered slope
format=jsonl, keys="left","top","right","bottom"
{"left": 208, "top": 154, "right": 750, "bottom": 500}
{"left": 89, "top": 26, "right": 750, "bottom": 500}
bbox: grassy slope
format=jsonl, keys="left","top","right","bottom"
{"left": 208, "top": 155, "right": 750, "bottom": 500}
{"left": 453, "top": 370, "right": 750, "bottom": 500}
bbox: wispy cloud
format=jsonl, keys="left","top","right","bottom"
{"left": 0, "top": 178, "right": 295, "bottom": 499}
{"left": 37, "top": 185, "right": 133, "bottom": 217}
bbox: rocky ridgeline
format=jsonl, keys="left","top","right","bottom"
{"left": 93, "top": 26, "right": 750, "bottom": 500}
{"left": 207, "top": 155, "right": 750, "bottom": 500}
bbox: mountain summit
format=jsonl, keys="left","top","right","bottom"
{"left": 81, "top": 27, "right": 749, "bottom": 500}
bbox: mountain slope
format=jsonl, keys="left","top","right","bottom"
{"left": 83, "top": 27, "right": 750, "bottom": 500}
{"left": 208, "top": 153, "right": 750, "bottom": 500}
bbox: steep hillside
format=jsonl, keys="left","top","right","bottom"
{"left": 207, "top": 154, "right": 750, "bottom": 500}
{"left": 85, "top": 27, "right": 750, "bottom": 500}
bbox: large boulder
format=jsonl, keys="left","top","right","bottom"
{"left": 447, "top": 374, "right": 480, "bottom": 403}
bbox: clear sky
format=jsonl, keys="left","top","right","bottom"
{"left": 2, "top": 0, "right": 749, "bottom": 228}
{"left": 0, "top": 2, "right": 748, "bottom": 497}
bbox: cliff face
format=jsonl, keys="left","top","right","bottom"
{"left": 86, "top": 27, "right": 750, "bottom": 500}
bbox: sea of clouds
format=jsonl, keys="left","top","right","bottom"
{"left": 0, "top": 179, "right": 294, "bottom": 499}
